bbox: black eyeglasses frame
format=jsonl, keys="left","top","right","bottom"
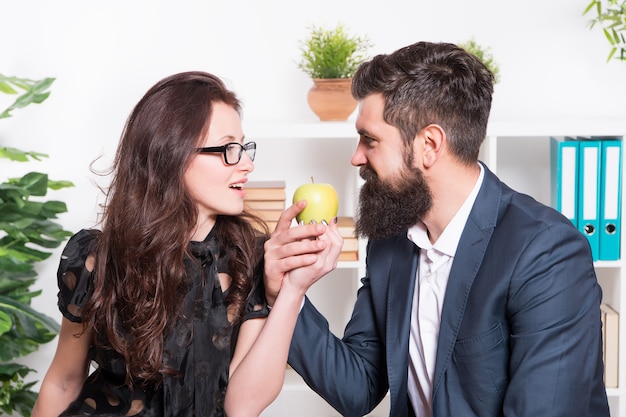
{"left": 195, "top": 141, "right": 256, "bottom": 165}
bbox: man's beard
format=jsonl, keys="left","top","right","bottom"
{"left": 355, "top": 164, "right": 432, "bottom": 240}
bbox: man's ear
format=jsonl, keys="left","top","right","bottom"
{"left": 420, "top": 124, "right": 446, "bottom": 168}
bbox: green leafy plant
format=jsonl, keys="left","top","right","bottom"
{"left": 297, "top": 23, "right": 372, "bottom": 79}
{"left": 0, "top": 75, "right": 73, "bottom": 416}
{"left": 584, "top": 0, "right": 626, "bottom": 62}
{"left": 459, "top": 38, "right": 501, "bottom": 84}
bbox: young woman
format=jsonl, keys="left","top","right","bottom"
{"left": 32, "top": 71, "right": 342, "bottom": 417}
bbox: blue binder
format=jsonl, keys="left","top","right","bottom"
{"left": 599, "top": 138, "right": 622, "bottom": 261}
{"left": 550, "top": 136, "right": 579, "bottom": 227}
{"left": 577, "top": 138, "right": 602, "bottom": 261}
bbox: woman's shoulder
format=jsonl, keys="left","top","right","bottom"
{"left": 60, "top": 229, "right": 101, "bottom": 269}
{"left": 57, "top": 228, "right": 101, "bottom": 322}
{"left": 65, "top": 228, "right": 101, "bottom": 250}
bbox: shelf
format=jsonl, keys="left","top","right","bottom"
{"left": 265, "top": 369, "right": 391, "bottom": 417}
{"left": 337, "top": 260, "right": 361, "bottom": 269}
{"left": 254, "top": 120, "right": 625, "bottom": 416}
{"left": 244, "top": 118, "right": 626, "bottom": 140}
{"left": 595, "top": 260, "right": 624, "bottom": 270}
{"left": 484, "top": 130, "right": 625, "bottom": 416}
{"left": 283, "top": 368, "right": 311, "bottom": 390}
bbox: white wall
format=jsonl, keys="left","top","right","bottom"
{"left": 2, "top": 0, "right": 626, "bottom": 391}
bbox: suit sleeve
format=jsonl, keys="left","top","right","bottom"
{"left": 288, "top": 271, "right": 389, "bottom": 416}
{"left": 503, "top": 222, "right": 606, "bottom": 415}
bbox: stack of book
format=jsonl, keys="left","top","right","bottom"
{"left": 337, "top": 216, "right": 359, "bottom": 261}
{"left": 244, "top": 184, "right": 359, "bottom": 261}
{"left": 244, "top": 181, "right": 286, "bottom": 232}
{"left": 601, "top": 303, "right": 619, "bottom": 388}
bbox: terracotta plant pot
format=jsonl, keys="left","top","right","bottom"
{"left": 307, "top": 78, "right": 358, "bottom": 121}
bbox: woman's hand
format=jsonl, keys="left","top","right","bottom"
{"left": 264, "top": 200, "right": 342, "bottom": 306}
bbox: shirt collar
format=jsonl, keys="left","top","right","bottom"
{"left": 407, "top": 163, "right": 484, "bottom": 257}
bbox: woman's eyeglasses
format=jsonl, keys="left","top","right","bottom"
{"left": 196, "top": 141, "right": 256, "bottom": 165}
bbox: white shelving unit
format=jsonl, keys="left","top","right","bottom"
{"left": 483, "top": 120, "right": 625, "bottom": 417}
{"left": 246, "top": 119, "right": 625, "bottom": 417}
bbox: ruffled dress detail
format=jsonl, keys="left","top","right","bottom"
{"left": 56, "top": 228, "right": 268, "bottom": 417}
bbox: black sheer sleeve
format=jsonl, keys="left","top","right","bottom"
{"left": 57, "top": 229, "right": 100, "bottom": 323}
{"left": 244, "top": 268, "right": 270, "bottom": 320}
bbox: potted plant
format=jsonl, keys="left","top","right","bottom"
{"left": 584, "top": 0, "right": 626, "bottom": 62}
{"left": 458, "top": 38, "right": 501, "bottom": 84}
{"left": 297, "top": 23, "right": 372, "bottom": 121}
{"left": 0, "top": 74, "right": 73, "bottom": 417}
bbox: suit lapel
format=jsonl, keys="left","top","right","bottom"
{"left": 384, "top": 234, "right": 419, "bottom": 414}
{"left": 432, "top": 164, "right": 502, "bottom": 397}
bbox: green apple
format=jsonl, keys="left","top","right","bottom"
{"left": 293, "top": 178, "right": 339, "bottom": 224}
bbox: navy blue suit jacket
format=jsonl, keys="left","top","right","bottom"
{"left": 288, "top": 163, "right": 610, "bottom": 417}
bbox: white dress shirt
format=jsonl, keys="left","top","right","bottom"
{"left": 406, "top": 164, "right": 484, "bottom": 416}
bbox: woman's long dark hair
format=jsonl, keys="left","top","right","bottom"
{"left": 81, "top": 71, "right": 267, "bottom": 386}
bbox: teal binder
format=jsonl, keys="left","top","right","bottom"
{"left": 599, "top": 138, "right": 622, "bottom": 261}
{"left": 550, "top": 136, "right": 579, "bottom": 226}
{"left": 577, "top": 138, "right": 602, "bottom": 261}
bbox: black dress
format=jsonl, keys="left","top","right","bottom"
{"left": 55, "top": 228, "right": 269, "bottom": 417}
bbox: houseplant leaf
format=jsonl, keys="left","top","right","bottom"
{"left": 0, "top": 75, "right": 71, "bottom": 416}
{"left": 0, "top": 75, "right": 55, "bottom": 119}
{"left": 0, "top": 147, "right": 47, "bottom": 163}
{"left": 297, "top": 23, "right": 371, "bottom": 79}
{"left": 0, "top": 295, "right": 59, "bottom": 360}
{"left": 0, "top": 311, "right": 10, "bottom": 337}
{"left": 584, "top": 0, "right": 626, "bottom": 62}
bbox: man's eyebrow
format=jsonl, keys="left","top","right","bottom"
{"left": 357, "top": 128, "right": 377, "bottom": 139}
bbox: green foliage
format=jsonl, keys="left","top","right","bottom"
{"left": 0, "top": 75, "right": 55, "bottom": 119}
{"left": 0, "top": 363, "right": 38, "bottom": 417}
{"left": 0, "top": 75, "right": 72, "bottom": 416}
{"left": 297, "top": 23, "right": 372, "bottom": 79}
{"left": 584, "top": 0, "right": 626, "bottom": 62}
{"left": 458, "top": 39, "right": 501, "bottom": 84}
